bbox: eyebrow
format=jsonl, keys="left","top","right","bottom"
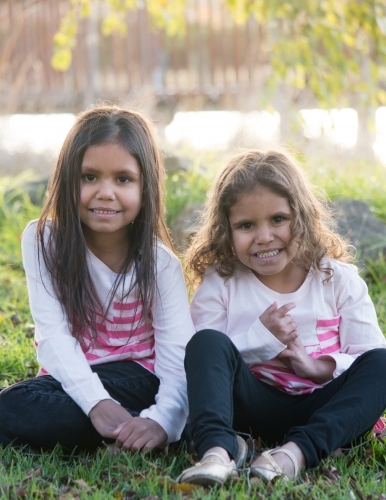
{"left": 229, "top": 211, "right": 292, "bottom": 226}
{"left": 81, "top": 166, "right": 141, "bottom": 178}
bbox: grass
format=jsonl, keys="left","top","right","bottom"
{"left": 1, "top": 159, "right": 386, "bottom": 499}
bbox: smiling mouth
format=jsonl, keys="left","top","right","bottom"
{"left": 255, "top": 249, "right": 280, "bottom": 258}
{"left": 91, "top": 209, "right": 119, "bottom": 214}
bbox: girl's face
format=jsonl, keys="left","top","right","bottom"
{"left": 229, "top": 185, "right": 305, "bottom": 293}
{"left": 80, "top": 142, "right": 142, "bottom": 246}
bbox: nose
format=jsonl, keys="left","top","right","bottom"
{"left": 95, "top": 181, "right": 115, "bottom": 200}
{"left": 254, "top": 224, "right": 274, "bottom": 244}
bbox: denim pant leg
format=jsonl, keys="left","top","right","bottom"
{"left": 0, "top": 361, "right": 159, "bottom": 450}
{"left": 287, "top": 348, "right": 386, "bottom": 468}
{"left": 184, "top": 329, "right": 291, "bottom": 460}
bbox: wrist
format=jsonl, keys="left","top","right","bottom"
{"left": 311, "top": 358, "right": 336, "bottom": 383}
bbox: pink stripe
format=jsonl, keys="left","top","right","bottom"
{"left": 253, "top": 363, "right": 291, "bottom": 374}
{"left": 113, "top": 300, "right": 142, "bottom": 311}
{"left": 268, "top": 370, "right": 320, "bottom": 386}
{"left": 136, "top": 359, "right": 155, "bottom": 372}
{"left": 317, "top": 317, "right": 340, "bottom": 328}
{"left": 321, "top": 341, "right": 340, "bottom": 354}
{"left": 96, "top": 310, "right": 143, "bottom": 325}
{"left": 317, "top": 330, "right": 339, "bottom": 342}
{"left": 309, "top": 351, "right": 323, "bottom": 359}
{"left": 96, "top": 322, "right": 149, "bottom": 337}
{"left": 85, "top": 341, "right": 154, "bottom": 360}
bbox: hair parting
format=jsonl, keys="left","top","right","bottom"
{"left": 37, "top": 105, "right": 172, "bottom": 345}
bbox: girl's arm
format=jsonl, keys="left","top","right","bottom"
{"left": 136, "top": 246, "right": 195, "bottom": 443}
{"left": 325, "top": 264, "right": 386, "bottom": 378}
{"left": 190, "top": 269, "right": 289, "bottom": 363}
{"left": 22, "top": 222, "right": 125, "bottom": 421}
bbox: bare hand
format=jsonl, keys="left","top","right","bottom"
{"left": 113, "top": 417, "right": 167, "bottom": 451}
{"left": 89, "top": 399, "right": 133, "bottom": 439}
{"left": 259, "top": 301, "right": 298, "bottom": 344}
{"left": 277, "top": 338, "right": 336, "bottom": 383}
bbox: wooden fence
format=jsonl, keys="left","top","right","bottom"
{"left": 0, "top": 0, "right": 265, "bottom": 113}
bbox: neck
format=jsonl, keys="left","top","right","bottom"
{"left": 254, "top": 264, "right": 308, "bottom": 294}
{"left": 82, "top": 226, "right": 130, "bottom": 272}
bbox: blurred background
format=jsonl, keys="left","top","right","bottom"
{"left": 1, "top": 0, "right": 386, "bottom": 173}
{"left": 1, "top": 0, "right": 386, "bottom": 387}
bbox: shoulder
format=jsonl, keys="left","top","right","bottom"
{"left": 22, "top": 219, "right": 39, "bottom": 240}
{"left": 22, "top": 219, "right": 52, "bottom": 242}
{"left": 155, "top": 241, "right": 181, "bottom": 273}
{"left": 320, "top": 258, "right": 358, "bottom": 281}
{"left": 319, "top": 258, "right": 364, "bottom": 295}
{"left": 199, "top": 265, "right": 240, "bottom": 291}
{"left": 22, "top": 219, "right": 41, "bottom": 251}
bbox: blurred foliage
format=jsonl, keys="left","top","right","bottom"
{"left": 226, "top": 0, "right": 386, "bottom": 107}
{"left": 52, "top": 0, "right": 386, "bottom": 108}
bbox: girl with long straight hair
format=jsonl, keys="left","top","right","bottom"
{"left": 0, "top": 105, "right": 194, "bottom": 451}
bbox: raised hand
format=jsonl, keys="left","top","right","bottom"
{"left": 277, "top": 337, "right": 336, "bottom": 383}
{"left": 113, "top": 417, "right": 167, "bottom": 451}
{"left": 259, "top": 301, "right": 298, "bottom": 345}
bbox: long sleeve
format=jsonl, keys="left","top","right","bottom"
{"left": 139, "top": 249, "right": 195, "bottom": 442}
{"left": 22, "top": 221, "right": 195, "bottom": 442}
{"left": 190, "top": 269, "right": 286, "bottom": 364}
{"left": 22, "top": 221, "right": 113, "bottom": 414}
{"left": 322, "top": 265, "right": 386, "bottom": 378}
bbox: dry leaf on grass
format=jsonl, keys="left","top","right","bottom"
{"left": 72, "top": 479, "right": 90, "bottom": 491}
{"left": 320, "top": 466, "right": 341, "bottom": 483}
{"left": 21, "top": 467, "right": 41, "bottom": 485}
{"left": 113, "top": 491, "right": 138, "bottom": 500}
{"left": 157, "top": 476, "right": 204, "bottom": 495}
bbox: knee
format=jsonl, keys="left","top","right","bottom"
{"left": 358, "top": 348, "right": 386, "bottom": 369}
{"left": 186, "top": 329, "right": 233, "bottom": 358}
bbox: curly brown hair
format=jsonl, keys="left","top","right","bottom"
{"left": 184, "top": 149, "right": 353, "bottom": 288}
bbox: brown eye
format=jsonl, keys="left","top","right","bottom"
{"left": 84, "top": 174, "right": 96, "bottom": 182}
{"left": 117, "top": 176, "right": 130, "bottom": 183}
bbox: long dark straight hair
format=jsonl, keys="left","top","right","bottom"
{"left": 37, "top": 105, "right": 173, "bottom": 345}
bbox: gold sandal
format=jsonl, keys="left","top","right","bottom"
{"left": 177, "top": 435, "right": 248, "bottom": 486}
{"left": 250, "top": 447, "right": 299, "bottom": 482}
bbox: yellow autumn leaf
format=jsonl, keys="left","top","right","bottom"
{"left": 53, "top": 32, "right": 68, "bottom": 48}
{"left": 51, "top": 49, "right": 72, "bottom": 72}
{"left": 101, "top": 13, "right": 127, "bottom": 36}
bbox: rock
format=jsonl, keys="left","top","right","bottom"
{"left": 170, "top": 203, "right": 204, "bottom": 253}
{"left": 333, "top": 199, "right": 386, "bottom": 263}
{"left": 170, "top": 198, "right": 386, "bottom": 263}
{"left": 164, "top": 156, "right": 190, "bottom": 174}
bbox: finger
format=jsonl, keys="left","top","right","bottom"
{"left": 112, "top": 422, "right": 126, "bottom": 436}
{"left": 115, "top": 424, "right": 136, "bottom": 448}
{"left": 262, "top": 301, "right": 278, "bottom": 315}
{"left": 122, "top": 433, "right": 151, "bottom": 452}
{"left": 275, "top": 302, "right": 296, "bottom": 317}
{"left": 286, "top": 330, "right": 298, "bottom": 342}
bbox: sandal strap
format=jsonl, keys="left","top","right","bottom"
{"left": 270, "top": 448, "right": 299, "bottom": 477}
{"left": 201, "top": 451, "right": 230, "bottom": 465}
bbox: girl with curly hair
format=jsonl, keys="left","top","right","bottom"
{"left": 178, "top": 149, "right": 386, "bottom": 486}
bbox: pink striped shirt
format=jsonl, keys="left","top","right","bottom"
{"left": 22, "top": 220, "right": 195, "bottom": 442}
{"left": 191, "top": 259, "right": 386, "bottom": 395}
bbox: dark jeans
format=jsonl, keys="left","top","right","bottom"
{"left": 185, "top": 330, "right": 386, "bottom": 468}
{"left": 0, "top": 361, "right": 159, "bottom": 451}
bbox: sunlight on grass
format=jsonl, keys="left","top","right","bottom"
{"left": 1, "top": 161, "right": 386, "bottom": 498}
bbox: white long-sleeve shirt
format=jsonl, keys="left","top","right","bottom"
{"left": 22, "top": 220, "right": 195, "bottom": 442}
{"left": 191, "top": 258, "right": 386, "bottom": 394}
